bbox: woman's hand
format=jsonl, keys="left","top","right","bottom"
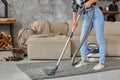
{"left": 84, "top": 0, "right": 98, "bottom": 9}
{"left": 72, "top": 19, "right": 78, "bottom": 27}
{"left": 84, "top": 1, "right": 92, "bottom": 9}
{"left": 72, "top": 12, "right": 78, "bottom": 27}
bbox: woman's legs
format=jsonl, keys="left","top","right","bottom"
{"left": 76, "top": 6, "right": 106, "bottom": 70}
{"left": 75, "top": 11, "right": 93, "bottom": 68}
{"left": 75, "top": 18, "right": 92, "bottom": 67}
{"left": 80, "top": 11, "right": 93, "bottom": 62}
{"left": 93, "top": 7, "right": 106, "bottom": 65}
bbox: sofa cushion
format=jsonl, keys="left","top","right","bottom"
{"left": 105, "top": 36, "right": 120, "bottom": 57}
{"left": 66, "top": 21, "right": 95, "bottom": 36}
{"left": 31, "top": 20, "right": 50, "bottom": 34}
{"left": 49, "top": 22, "right": 69, "bottom": 35}
{"left": 27, "top": 36, "right": 71, "bottom": 59}
{"left": 104, "top": 22, "right": 120, "bottom": 36}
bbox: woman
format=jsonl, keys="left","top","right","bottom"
{"left": 72, "top": 0, "right": 106, "bottom": 70}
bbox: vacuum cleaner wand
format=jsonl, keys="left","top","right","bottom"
{"left": 43, "top": 6, "right": 85, "bottom": 76}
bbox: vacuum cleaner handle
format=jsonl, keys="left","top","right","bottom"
{"left": 44, "top": 5, "right": 86, "bottom": 76}
{"left": 56, "top": 6, "right": 85, "bottom": 66}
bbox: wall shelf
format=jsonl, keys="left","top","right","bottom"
{"left": 103, "top": 11, "right": 119, "bottom": 14}
{"left": 99, "top": 0, "right": 120, "bottom": 21}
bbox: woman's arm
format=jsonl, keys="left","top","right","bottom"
{"left": 71, "top": 0, "right": 78, "bottom": 27}
{"left": 72, "top": 12, "right": 78, "bottom": 27}
{"left": 85, "top": 0, "right": 99, "bottom": 9}
{"left": 89, "top": 0, "right": 99, "bottom": 3}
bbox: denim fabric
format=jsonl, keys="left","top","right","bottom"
{"left": 80, "top": 6, "right": 106, "bottom": 64}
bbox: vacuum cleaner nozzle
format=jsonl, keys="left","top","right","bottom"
{"left": 44, "top": 65, "right": 58, "bottom": 76}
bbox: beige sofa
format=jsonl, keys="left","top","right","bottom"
{"left": 27, "top": 21, "right": 71, "bottom": 59}
{"left": 27, "top": 20, "right": 120, "bottom": 60}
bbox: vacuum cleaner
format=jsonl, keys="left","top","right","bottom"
{"left": 87, "top": 43, "right": 100, "bottom": 62}
{"left": 44, "top": 0, "right": 95, "bottom": 76}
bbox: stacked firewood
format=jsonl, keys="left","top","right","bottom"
{"left": 0, "top": 32, "right": 12, "bottom": 50}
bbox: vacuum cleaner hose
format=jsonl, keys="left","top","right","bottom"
{"left": 71, "top": 5, "right": 95, "bottom": 66}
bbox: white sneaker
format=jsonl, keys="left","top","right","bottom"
{"left": 87, "top": 53, "right": 100, "bottom": 58}
{"left": 93, "top": 63, "right": 104, "bottom": 70}
{"left": 75, "top": 61, "right": 87, "bottom": 68}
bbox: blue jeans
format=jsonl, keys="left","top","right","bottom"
{"left": 80, "top": 6, "right": 106, "bottom": 64}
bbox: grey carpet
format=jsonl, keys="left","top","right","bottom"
{"left": 16, "top": 58, "right": 120, "bottom": 80}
